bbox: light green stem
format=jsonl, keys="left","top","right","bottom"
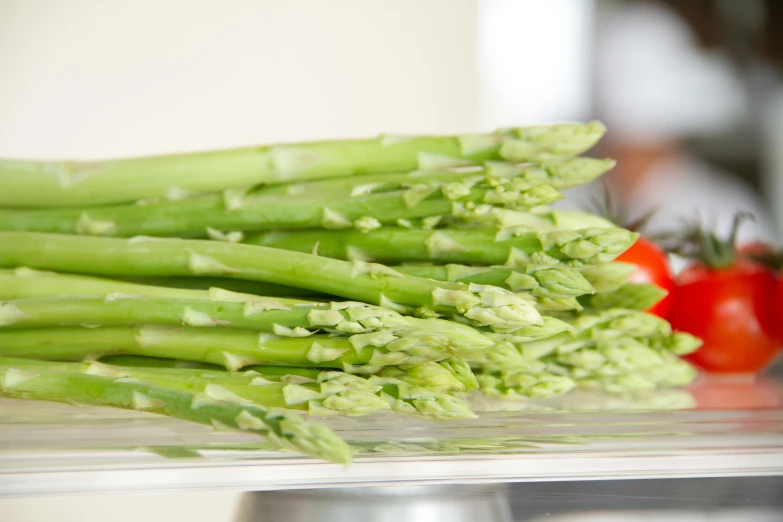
{"left": 0, "top": 176, "right": 561, "bottom": 237}
{"left": 0, "top": 325, "right": 459, "bottom": 373}
{"left": 0, "top": 356, "right": 352, "bottom": 463}
{"left": 0, "top": 121, "right": 606, "bottom": 208}
{"left": 0, "top": 232, "right": 543, "bottom": 331}
{"left": 260, "top": 157, "right": 615, "bottom": 197}
{"left": 245, "top": 226, "right": 638, "bottom": 266}
{"left": 476, "top": 370, "right": 576, "bottom": 399}
{"left": 578, "top": 283, "right": 667, "bottom": 311}
{"left": 0, "top": 296, "right": 409, "bottom": 334}
{"left": 393, "top": 264, "right": 594, "bottom": 299}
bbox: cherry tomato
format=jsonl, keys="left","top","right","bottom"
{"left": 669, "top": 261, "right": 779, "bottom": 374}
{"left": 615, "top": 236, "right": 675, "bottom": 318}
{"left": 774, "top": 278, "right": 783, "bottom": 345}
{"left": 737, "top": 242, "right": 783, "bottom": 346}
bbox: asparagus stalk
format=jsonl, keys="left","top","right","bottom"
{"left": 0, "top": 268, "right": 321, "bottom": 302}
{"left": 574, "top": 355, "right": 699, "bottom": 393}
{"left": 260, "top": 157, "right": 616, "bottom": 197}
{"left": 0, "top": 296, "right": 414, "bottom": 333}
{"left": 476, "top": 370, "right": 576, "bottom": 399}
{"left": 120, "top": 276, "right": 325, "bottom": 299}
{"left": 0, "top": 272, "right": 496, "bottom": 351}
{"left": 102, "top": 354, "right": 480, "bottom": 395}
{"left": 546, "top": 337, "right": 681, "bottom": 376}
{"left": 0, "top": 268, "right": 224, "bottom": 301}
{"left": 474, "top": 312, "right": 700, "bottom": 371}
{"left": 393, "top": 264, "right": 594, "bottom": 299}
{"left": 245, "top": 226, "right": 638, "bottom": 266}
{"left": 561, "top": 309, "right": 676, "bottom": 340}
{"left": 0, "top": 121, "right": 606, "bottom": 208}
{"left": 490, "top": 207, "right": 617, "bottom": 230}
{"left": 0, "top": 324, "right": 460, "bottom": 373}
{"left": 0, "top": 298, "right": 494, "bottom": 352}
{"left": 0, "top": 233, "right": 543, "bottom": 331}
{"left": 99, "top": 354, "right": 220, "bottom": 370}
{"left": 378, "top": 358, "right": 479, "bottom": 393}
{"left": 0, "top": 356, "right": 352, "bottom": 463}
{"left": 578, "top": 263, "right": 637, "bottom": 293}
{"left": 123, "top": 262, "right": 636, "bottom": 303}
{"left": 0, "top": 175, "right": 562, "bottom": 237}
{"left": 463, "top": 316, "right": 575, "bottom": 372}
{"left": 578, "top": 283, "right": 668, "bottom": 311}
{"left": 45, "top": 359, "right": 477, "bottom": 420}
{"left": 394, "top": 263, "right": 636, "bottom": 301}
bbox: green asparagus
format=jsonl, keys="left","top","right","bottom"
{"left": 0, "top": 175, "right": 562, "bottom": 237}
{"left": 0, "top": 356, "right": 352, "bottom": 463}
{"left": 245, "top": 226, "right": 638, "bottom": 266}
{"left": 578, "top": 283, "right": 668, "bottom": 311}
{"left": 476, "top": 370, "right": 576, "bottom": 399}
{"left": 0, "top": 324, "right": 460, "bottom": 373}
{"left": 0, "top": 296, "right": 410, "bottom": 334}
{"left": 378, "top": 357, "right": 479, "bottom": 393}
{"left": 41, "top": 359, "right": 476, "bottom": 420}
{"left": 0, "top": 121, "right": 606, "bottom": 208}
{"left": 103, "top": 355, "right": 480, "bottom": 395}
{"left": 259, "top": 157, "right": 615, "bottom": 197}
{"left": 0, "top": 232, "right": 543, "bottom": 331}
{"left": 393, "top": 264, "right": 594, "bottom": 299}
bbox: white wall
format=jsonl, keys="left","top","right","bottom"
{"left": 0, "top": 0, "right": 479, "bottom": 159}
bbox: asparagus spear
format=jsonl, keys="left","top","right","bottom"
{"left": 117, "top": 262, "right": 637, "bottom": 303}
{"left": 109, "top": 262, "right": 637, "bottom": 303}
{"left": 392, "top": 264, "right": 594, "bottom": 299}
{"left": 0, "top": 268, "right": 225, "bottom": 301}
{"left": 474, "top": 312, "right": 699, "bottom": 371}
{"left": 574, "top": 355, "right": 699, "bottom": 393}
{"left": 0, "top": 324, "right": 460, "bottom": 373}
{"left": 476, "top": 336, "right": 699, "bottom": 398}
{"left": 0, "top": 122, "right": 606, "bottom": 208}
{"left": 0, "top": 356, "right": 352, "bottom": 463}
{"left": 119, "top": 276, "right": 324, "bottom": 299}
{"left": 476, "top": 370, "right": 576, "bottom": 399}
{"left": 0, "top": 296, "right": 412, "bottom": 334}
{"left": 546, "top": 337, "right": 679, "bottom": 376}
{"left": 0, "top": 175, "right": 562, "bottom": 237}
{"left": 260, "top": 157, "right": 616, "bottom": 197}
{"left": 578, "top": 263, "right": 637, "bottom": 293}
{"left": 578, "top": 283, "right": 668, "bottom": 311}
{"left": 378, "top": 357, "right": 479, "bottom": 393}
{"left": 462, "top": 316, "right": 576, "bottom": 372}
{"left": 0, "top": 272, "right": 495, "bottom": 351}
{"left": 245, "top": 226, "right": 638, "bottom": 266}
{"left": 0, "top": 232, "right": 543, "bottom": 331}
{"left": 46, "top": 360, "right": 477, "bottom": 420}
{"left": 101, "top": 354, "right": 480, "bottom": 395}
{"left": 0, "top": 268, "right": 322, "bottom": 302}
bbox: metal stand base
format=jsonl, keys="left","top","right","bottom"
{"left": 235, "top": 484, "right": 513, "bottom": 522}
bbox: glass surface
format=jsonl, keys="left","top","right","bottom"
{"left": 1, "top": 373, "right": 782, "bottom": 496}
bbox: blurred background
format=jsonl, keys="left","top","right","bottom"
{"left": 1, "top": 0, "right": 782, "bottom": 520}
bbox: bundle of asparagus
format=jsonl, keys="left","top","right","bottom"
{"left": 0, "top": 121, "right": 701, "bottom": 463}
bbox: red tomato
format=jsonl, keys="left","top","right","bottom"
{"left": 669, "top": 261, "right": 780, "bottom": 374}
{"left": 737, "top": 242, "right": 783, "bottom": 345}
{"left": 775, "top": 278, "right": 783, "bottom": 345}
{"left": 615, "top": 236, "right": 675, "bottom": 318}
